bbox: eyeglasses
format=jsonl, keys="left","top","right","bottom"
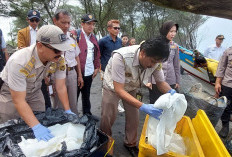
{"left": 113, "top": 27, "right": 120, "bottom": 30}
{"left": 42, "top": 43, "right": 61, "bottom": 54}
{"left": 218, "top": 38, "right": 224, "bottom": 40}
{"left": 30, "top": 18, "right": 40, "bottom": 23}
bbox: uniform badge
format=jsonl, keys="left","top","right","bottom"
{"left": 88, "top": 15, "right": 93, "bottom": 19}
{"left": 59, "top": 65, "right": 66, "bottom": 71}
{"left": 156, "top": 63, "right": 162, "bottom": 71}
{"left": 136, "top": 91, "right": 143, "bottom": 101}
{"left": 33, "top": 11, "right": 37, "bottom": 15}
{"left": 48, "top": 63, "right": 57, "bottom": 74}
{"left": 70, "top": 44, "right": 76, "bottom": 48}
{"left": 171, "top": 45, "right": 176, "bottom": 49}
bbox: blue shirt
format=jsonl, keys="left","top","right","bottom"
{"left": 99, "top": 35, "right": 122, "bottom": 71}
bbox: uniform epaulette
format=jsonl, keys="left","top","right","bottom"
{"left": 70, "top": 33, "right": 77, "bottom": 41}
{"left": 19, "top": 56, "right": 36, "bottom": 77}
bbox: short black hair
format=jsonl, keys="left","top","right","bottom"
{"left": 121, "top": 34, "right": 128, "bottom": 38}
{"left": 140, "top": 36, "right": 170, "bottom": 62}
{"left": 54, "top": 9, "right": 70, "bottom": 20}
{"left": 195, "top": 55, "right": 207, "bottom": 65}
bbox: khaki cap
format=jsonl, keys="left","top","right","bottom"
{"left": 36, "top": 25, "right": 71, "bottom": 51}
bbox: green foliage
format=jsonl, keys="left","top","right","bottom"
{"left": 1, "top": 0, "right": 207, "bottom": 49}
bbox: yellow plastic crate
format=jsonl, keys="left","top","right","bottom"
{"left": 192, "top": 110, "right": 230, "bottom": 157}
{"left": 138, "top": 115, "right": 204, "bottom": 157}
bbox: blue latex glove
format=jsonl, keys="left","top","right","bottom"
{"left": 32, "top": 123, "right": 54, "bottom": 142}
{"left": 65, "top": 109, "right": 75, "bottom": 115}
{"left": 139, "top": 104, "right": 163, "bottom": 120}
{"left": 167, "top": 89, "right": 176, "bottom": 95}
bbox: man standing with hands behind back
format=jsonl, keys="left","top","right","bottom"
{"left": 71, "top": 14, "right": 100, "bottom": 116}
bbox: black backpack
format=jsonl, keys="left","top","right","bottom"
{"left": 74, "top": 29, "right": 98, "bottom": 43}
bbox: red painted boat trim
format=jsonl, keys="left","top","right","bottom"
{"left": 183, "top": 68, "right": 215, "bottom": 86}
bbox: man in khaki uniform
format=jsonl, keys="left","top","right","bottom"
{"left": 100, "top": 36, "right": 176, "bottom": 156}
{"left": 0, "top": 25, "right": 75, "bottom": 142}
{"left": 215, "top": 47, "right": 232, "bottom": 138}
{"left": 17, "top": 10, "right": 52, "bottom": 109}
{"left": 53, "top": 9, "right": 83, "bottom": 114}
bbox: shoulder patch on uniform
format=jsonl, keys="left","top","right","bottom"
{"left": 58, "top": 57, "right": 66, "bottom": 71}
{"left": 156, "top": 63, "right": 162, "bottom": 71}
{"left": 27, "top": 73, "right": 36, "bottom": 78}
{"left": 70, "top": 44, "right": 76, "bottom": 48}
{"left": 58, "top": 57, "right": 65, "bottom": 64}
{"left": 19, "top": 56, "right": 36, "bottom": 76}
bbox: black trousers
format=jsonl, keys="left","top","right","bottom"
{"left": 149, "top": 84, "right": 177, "bottom": 104}
{"left": 220, "top": 85, "right": 232, "bottom": 125}
{"left": 77, "top": 75, "right": 93, "bottom": 115}
{"left": 41, "top": 79, "right": 51, "bottom": 109}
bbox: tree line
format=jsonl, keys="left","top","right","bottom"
{"left": 0, "top": 0, "right": 208, "bottom": 50}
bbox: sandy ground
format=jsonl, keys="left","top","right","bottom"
{"left": 75, "top": 71, "right": 229, "bottom": 156}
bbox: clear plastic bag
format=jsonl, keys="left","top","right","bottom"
{"left": 146, "top": 93, "right": 187, "bottom": 155}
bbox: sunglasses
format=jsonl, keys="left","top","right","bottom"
{"left": 218, "top": 38, "right": 224, "bottom": 40}
{"left": 30, "top": 18, "right": 40, "bottom": 23}
{"left": 113, "top": 27, "right": 120, "bottom": 30}
{"left": 42, "top": 43, "right": 61, "bottom": 54}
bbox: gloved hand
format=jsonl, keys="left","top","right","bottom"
{"left": 32, "top": 123, "right": 54, "bottom": 142}
{"left": 139, "top": 104, "right": 163, "bottom": 120}
{"left": 64, "top": 109, "right": 79, "bottom": 124}
{"left": 65, "top": 109, "right": 75, "bottom": 115}
{"left": 167, "top": 89, "right": 176, "bottom": 95}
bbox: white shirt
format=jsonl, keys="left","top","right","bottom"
{"left": 82, "top": 28, "right": 94, "bottom": 76}
{"left": 204, "top": 44, "right": 226, "bottom": 61}
{"left": 29, "top": 26, "right": 38, "bottom": 46}
{"left": 64, "top": 32, "right": 80, "bottom": 67}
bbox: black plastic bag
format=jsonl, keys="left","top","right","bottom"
{"left": 0, "top": 108, "right": 107, "bottom": 157}
{"left": 184, "top": 93, "right": 226, "bottom": 127}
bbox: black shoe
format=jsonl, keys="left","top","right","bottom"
{"left": 124, "top": 144, "right": 139, "bottom": 157}
{"left": 219, "top": 124, "right": 229, "bottom": 138}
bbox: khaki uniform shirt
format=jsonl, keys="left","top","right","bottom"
{"left": 216, "top": 47, "right": 232, "bottom": 87}
{"left": 0, "top": 44, "right": 66, "bottom": 101}
{"left": 65, "top": 32, "right": 80, "bottom": 67}
{"left": 103, "top": 45, "right": 164, "bottom": 92}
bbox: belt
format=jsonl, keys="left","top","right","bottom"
{"left": 67, "top": 66, "right": 75, "bottom": 71}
